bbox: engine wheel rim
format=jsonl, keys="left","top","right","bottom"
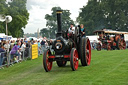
{"left": 118, "top": 39, "right": 126, "bottom": 50}
{"left": 73, "top": 49, "right": 79, "bottom": 70}
{"left": 45, "top": 51, "right": 52, "bottom": 71}
{"left": 118, "top": 39, "right": 122, "bottom": 49}
{"left": 121, "top": 39, "right": 126, "bottom": 49}
{"left": 86, "top": 39, "right": 91, "bottom": 65}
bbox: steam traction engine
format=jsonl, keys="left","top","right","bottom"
{"left": 43, "top": 10, "right": 91, "bottom": 72}
{"left": 94, "top": 30, "right": 127, "bottom": 51}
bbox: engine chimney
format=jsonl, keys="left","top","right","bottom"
{"left": 56, "top": 10, "right": 62, "bottom": 37}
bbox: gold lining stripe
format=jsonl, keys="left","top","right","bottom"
{"left": 57, "top": 40, "right": 61, "bottom": 42}
{"left": 56, "top": 12, "right": 62, "bottom": 13}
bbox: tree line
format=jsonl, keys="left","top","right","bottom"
{"left": 0, "top": 0, "right": 128, "bottom": 38}
{"left": 77, "top": 0, "right": 128, "bottom": 35}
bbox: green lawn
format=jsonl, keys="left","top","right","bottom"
{"left": 0, "top": 50, "right": 128, "bottom": 85}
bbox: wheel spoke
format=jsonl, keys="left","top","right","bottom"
{"left": 86, "top": 49, "right": 89, "bottom": 54}
{"left": 72, "top": 49, "right": 79, "bottom": 70}
{"left": 43, "top": 51, "right": 53, "bottom": 72}
{"left": 86, "top": 55, "right": 89, "bottom": 60}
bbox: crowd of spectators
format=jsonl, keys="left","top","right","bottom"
{"left": 0, "top": 37, "right": 48, "bottom": 69}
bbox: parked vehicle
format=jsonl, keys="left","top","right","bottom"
{"left": 94, "top": 29, "right": 128, "bottom": 51}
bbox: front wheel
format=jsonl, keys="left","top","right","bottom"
{"left": 70, "top": 48, "right": 79, "bottom": 71}
{"left": 43, "top": 50, "right": 52, "bottom": 72}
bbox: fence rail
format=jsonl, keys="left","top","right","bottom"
{"left": 0, "top": 47, "right": 32, "bottom": 68}
{"left": 0, "top": 44, "right": 50, "bottom": 68}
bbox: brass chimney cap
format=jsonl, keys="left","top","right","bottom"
{"left": 56, "top": 10, "right": 62, "bottom": 14}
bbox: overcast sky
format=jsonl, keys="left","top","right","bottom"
{"left": 24, "top": 0, "right": 88, "bottom": 34}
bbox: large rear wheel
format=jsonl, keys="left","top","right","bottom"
{"left": 116, "top": 39, "right": 126, "bottom": 50}
{"left": 120, "top": 39, "right": 126, "bottom": 49}
{"left": 43, "top": 50, "right": 52, "bottom": 72}
{"left": 70, "top": 48, "right": 79, "bottom": 71}
{"left": 80, "top": 37, "right": 91, "bottom": 66}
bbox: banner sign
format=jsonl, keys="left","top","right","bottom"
{"left": 32, "top": 44, "right": 38, "bottom": 59}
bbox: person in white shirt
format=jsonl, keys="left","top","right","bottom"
{"left": 4, "top": 41, "right": 10, "bottom": 52}
{"left": 21, "top": 42, "right": 26, "bottom": 52}
{"left": 20, "top": 42, "right": 26, "bottom": 60}
{"left": 68, "top": 24, "right": 75, "bottom": 34}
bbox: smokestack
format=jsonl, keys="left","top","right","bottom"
{"left": 56, "top": 10, "right": 62, "bottom": 37}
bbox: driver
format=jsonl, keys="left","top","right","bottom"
{"left": 68, "top": 24, "right": 75, "bottom": 34}
{"left": 67, "top": 24, "right": 75, "bottom": 39}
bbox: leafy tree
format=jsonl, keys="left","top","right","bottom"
{"left": 44, "top": 7, "right": 74, "bottom": 38}
{"left": 77, "top": 0, "right": 105, "bottom": 35}
{"left": 0, "top": 0, "right": 29, "bottom": 37}
{"left": 40, "top": 28, "right": 50, "bottom": 38}
{"left": 101, "top": 0, "right": 128, "bottom": 31}
{"left": 77, "top": 0, "right": 128, "bottom": 35}
{"left": 19, "top": 29, "right": 24, "bottom": 37}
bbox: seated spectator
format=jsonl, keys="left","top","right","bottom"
{"left": 10, "top": 41, "right": 20, "bottom": 63}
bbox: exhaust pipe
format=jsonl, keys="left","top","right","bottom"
{"left": 56, "top": 10, "right": 62, "bottom": 37}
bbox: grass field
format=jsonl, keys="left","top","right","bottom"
{"left": 0, "top": 50, "right": 128, "bottom": 85}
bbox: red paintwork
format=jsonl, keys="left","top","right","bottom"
{"left": 64, "top": 55, "right": 70, "bottom": 58}
{"left": 49, "top": 55, "right": 70, "bottom": 59}
{"left": 45, "top": 51, "right": 52, "bottom": 71}
{"left": 86, "top": 38, "right": 91, "bottom": 65}
{"left": 120, "top": 39, "right": 126, "bottom": 49}
{"left": 49, "top": 55, "right": 55, "bottom": 58}
{"left": 113, "top": 42, "right": 116, "bottom": 46}
{"left": 72, "top": 49, "right": 79, "bottom": 70}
